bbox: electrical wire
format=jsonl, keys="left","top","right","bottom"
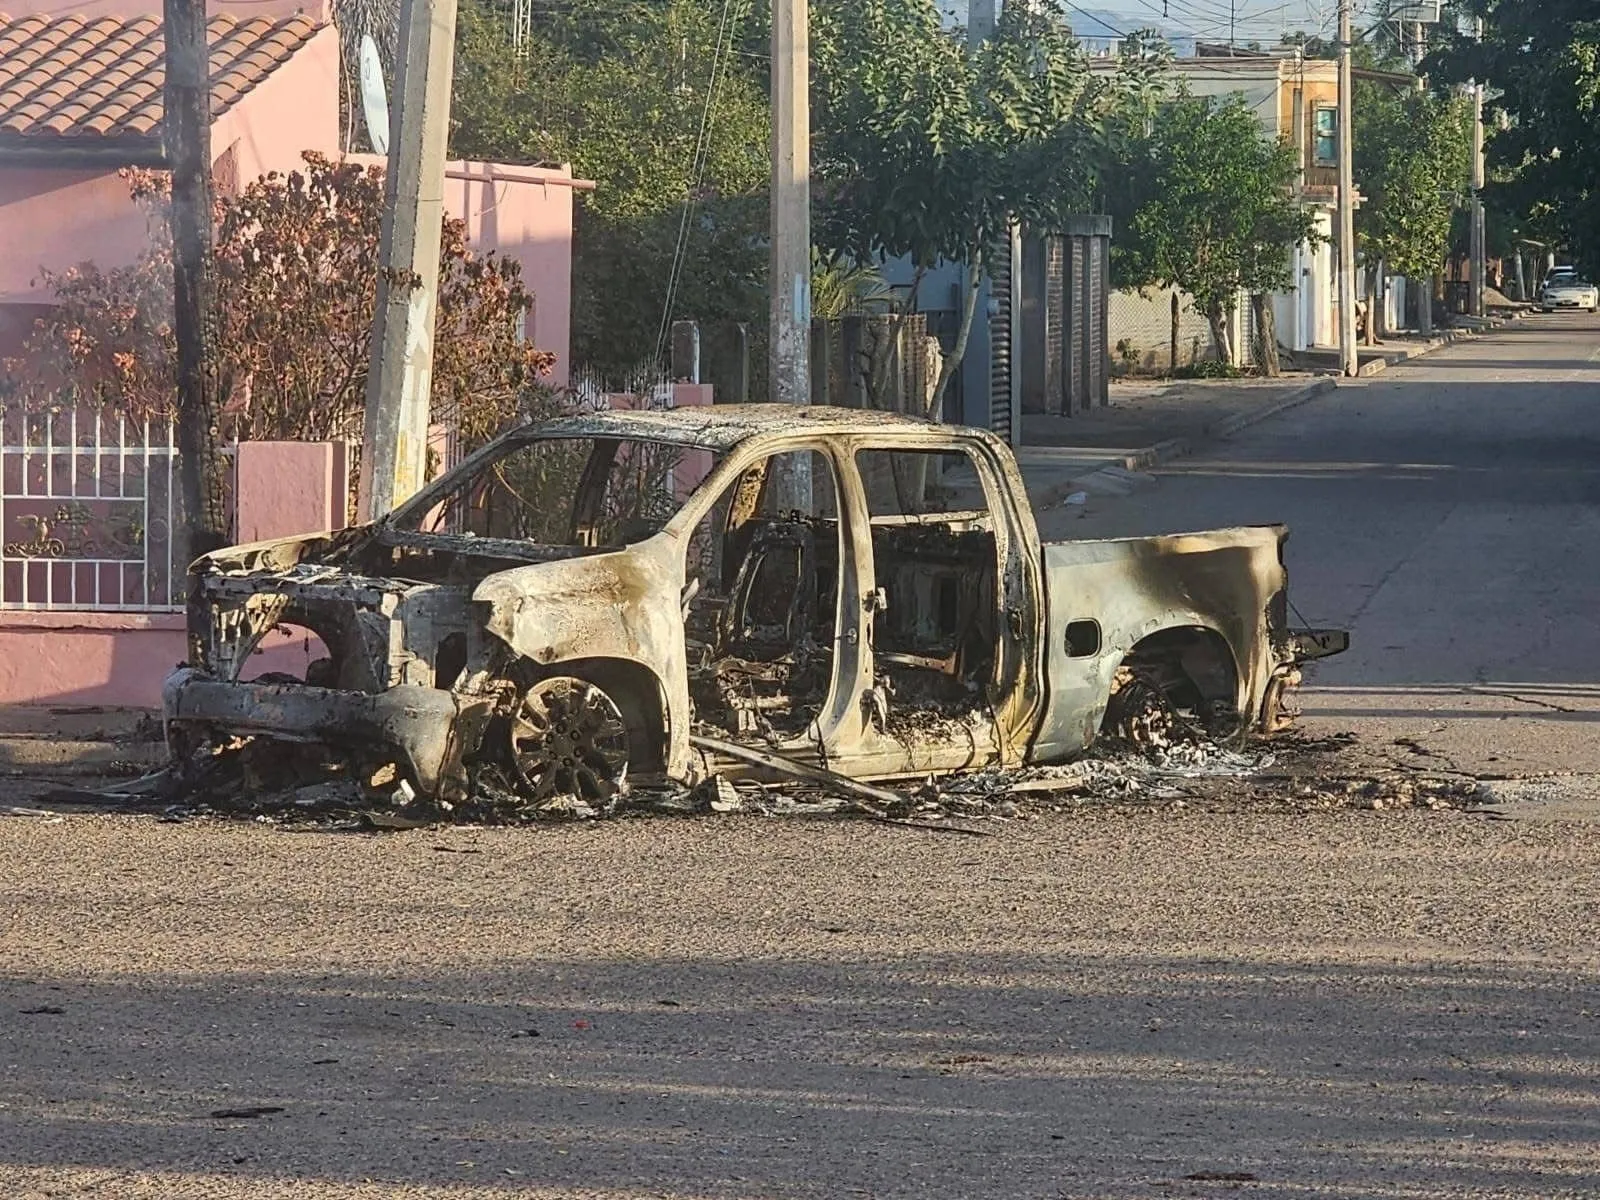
{"left": 651, "top": 0, "right": 743, "bottom": 376}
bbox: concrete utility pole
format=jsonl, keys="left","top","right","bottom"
{"left": 769, "top": 0, "right": 811, "bottom": 409}
{"left": 1468, "top": 16, "right": 1486, "bottom": 319}
{"left": 358, "top": 0, "right": 460, "bottom": 520}
{"left": 163, "top": 0, "right": 231, "bottom": 565}
{"left": 768, "top": 0, "right": 812, "bottom": 510}
{"left": 1336, "top": 0, "right": 1358, "bottom": 377}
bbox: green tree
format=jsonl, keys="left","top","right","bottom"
{"left": 1353, "top": 82, "right": 1472, "bottom": 323}
{"left": 811, "top": 0, "right": 1120, "bottom": 412}
{"left": 450, "top": 0, "right": 771, "bottom": 382}
{"left": 1115, "top": 94, "right": 1319, "bottom": 365}
{"left": 1425, "top": 1, "right": 1600, "bottom": 273}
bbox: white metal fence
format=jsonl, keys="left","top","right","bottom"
{"left": 0, "top": 404, "right": 182, "bottom": 612}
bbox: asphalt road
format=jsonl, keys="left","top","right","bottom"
{"left": 1042, "top": 313, "right": 1600, "bottom": 786}
{"left": 4, "top": 316, "right": 1600, "bottom": 1199}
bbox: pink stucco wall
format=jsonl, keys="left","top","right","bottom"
{"left": 0, "top": 21, "right": 342, "bottom": 316}
{"left": 345, "top": 155, "right": 588, "bottom": 385}
{"left": 0, "top": 440, "right": 349, "bottom": 707}
{"left": 0, "top": 8, "right": 582, "bottom": 376}
{"left": 212, "top": 24, "right": 342, "bottom": 190}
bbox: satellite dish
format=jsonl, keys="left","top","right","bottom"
{"left": 358, "top": 34, "right": 390, "bottom": 156}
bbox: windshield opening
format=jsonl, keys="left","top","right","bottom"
{"left": 393, "top": 436, "right": 721, "bottom": 548}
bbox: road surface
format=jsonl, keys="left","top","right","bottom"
{"left": 1042, "top": 314, "right": 1600, "bottom": 787}
{"left": 3, "top": 317, "right": 1599, "bottom": 1199}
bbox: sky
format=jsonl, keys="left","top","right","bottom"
{"left": 939, "top": 1, "right": 1369, "bottom": 45}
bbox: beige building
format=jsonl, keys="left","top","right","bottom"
{"left": 1101, "top": 51, "right": 1354, "bottom": 364}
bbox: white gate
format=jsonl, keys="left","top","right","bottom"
{"left": 0, "top": 403, "right": 182, "bottom": 612}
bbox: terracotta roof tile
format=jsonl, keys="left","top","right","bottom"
{"left": 0, "top": 12, "right": 321, "bottom": 157}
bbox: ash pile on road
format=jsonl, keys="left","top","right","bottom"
{"left": 42, "top": 723, "right": 1482, "bottom": 830}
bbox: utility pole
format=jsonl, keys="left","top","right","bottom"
{"left": 163, "top": 0, "right": 230, "bottom": 570}
{"left": 358, "top": 0, "right": 459, "bottom": 520}
{"left": 1468, "top": 16, "right": 1486, "bottom": 319}
{"left": 768, "top": 0, "right": 812, "bottom": 509}
{"left": 1336, "top": 0, "right": 1358, "bottom": 376}
{"left": 769, "top": 0, "right": 811, "bottom": 410}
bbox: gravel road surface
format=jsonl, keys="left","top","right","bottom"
{"left": 6, "top": 317, "right": 1600, "bottom": 1199}
{"left": 3, "top": 808, "right": 1598, "bottom": 1199}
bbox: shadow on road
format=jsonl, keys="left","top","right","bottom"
{"left": 3, "top": 952, "right": 1597, "bottom": 1197}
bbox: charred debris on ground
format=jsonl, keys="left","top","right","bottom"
{"left": 44, "top": 723, "right": 1483, "bottom": 831}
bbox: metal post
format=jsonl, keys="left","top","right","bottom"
{"left": 1336, "top": 0, "right": 1358, "bottom": 376}
{"left": 358, "top": 0, "right": 459, "bottom": 521}
{"left": 163, "top": 0, "right": 230, "bottom": 565}
{"left": 1469, "top": 17, "right": 1486, "bottom": 319}
{"left": 967, "top": 0, "right": 1022, "bottom": 444}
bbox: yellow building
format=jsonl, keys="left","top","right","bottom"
{"left": 1167, "top": 53, "right": 1342, "bottom": 352}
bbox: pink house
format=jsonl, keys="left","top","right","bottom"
{"left": 0, "top": 0, "right": 589, "bottom": 379}
{"left": 0, "top": 0, "right": 594, "bottom": 708}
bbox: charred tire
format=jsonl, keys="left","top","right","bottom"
{"left": 1102, "top": 667, "right": 1180, "bottom": 750}
{"left": 507, "top": 676, "right": 631, "bottom": 806}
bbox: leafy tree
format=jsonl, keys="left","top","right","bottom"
{"left": 1353, "top": 81, "right": 1472, "bottom": 321}
{"left": 6, "top": 155, "right": 552, "bottom": 451}
{"left": 450, "top": 0, "right": 771, "bottom": 381}
{"left": 810, "top": 0, "right": 1122, "bottom": 413}
{"left": 1425, "top": 1, "right": 1600, "bottom": 273}
{"left": 1114, "top": 93, "right": 1319, "bottom": 364}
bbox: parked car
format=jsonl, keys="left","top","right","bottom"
{"left": 166, "top": 407, "right": 1347, "bottom": 803}
{"left": 1538, "top": 277, "right": 1600, "bottom": 312}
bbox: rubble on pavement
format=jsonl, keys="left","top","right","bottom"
{"left": 30, "top": 721, "right": 1482, "bottom": 829}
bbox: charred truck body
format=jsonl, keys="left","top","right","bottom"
{"left": 166, "top": 406, "right": 1346, "bottom": 803}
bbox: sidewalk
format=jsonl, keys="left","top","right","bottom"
{"left": 1013, "top": 374, "right": 1336, "bottom": 508}
{"left": 1012, "top": 314, "right": 1520, "bottom": 509}
{"left": 0, "top": 705, "right": 165, "bottom": 784}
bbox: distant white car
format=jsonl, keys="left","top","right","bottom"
{"left": 1538, "top": 277, "right": 1599, "bottom": 312}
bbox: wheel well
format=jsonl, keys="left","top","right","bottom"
{"left": 1117, "top": 626, "right": 1240, "bottom": 713}
{"left": 525, "top": 656, "right": 668, "bottom": 773}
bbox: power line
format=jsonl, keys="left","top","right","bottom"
{"left": 652, "top": 0, "right": 743, "bottom": 373}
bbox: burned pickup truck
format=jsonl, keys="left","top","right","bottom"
{"left": 165, "top": 405, "right": 1346, "bottom": 807}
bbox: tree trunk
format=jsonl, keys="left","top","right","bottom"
{"left": 1169, "top": 290, "right": 1180, "bottom": 375}
{"left": 1206, "top": 300, "right": 1232, "bottom": 366}
{"left": 925, "top": 245, "right": 984, "bottom": 419}
{"left": 164, "top": 0, "right": 230, "bottom": 658}
{"left": 1418, "top": 274, "right": 1433, "bottom": 336}
{"left": 1251, "top": 293, "right": 1280, "bottom": 378}
{"left": 865, "top": 265, "right": 925, "bottom": 409}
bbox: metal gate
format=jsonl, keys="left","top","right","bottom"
{"left": 1, "top": 403, "right": 181, "bottom": 611}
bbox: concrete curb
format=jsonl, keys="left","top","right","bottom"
{"left": 1352, "top": 320, "right": 1502, "bottom": 376}
{"left": 0, "top": 738, "right": 166, "bottom": 778}
{"left": 1030, "top": 376, "right": 1337, "bottom": 509}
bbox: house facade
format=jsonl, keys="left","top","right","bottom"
{"left": 0, "top": 0, "right": 593, "bottom": 708}
{"left": 0, "top": 0, "right": 587, "bottom": 379}
{"left": 1099, "top": 51, "right": 1348, "bottom": 366}
{"left": 1170, "top": 52, "right": 1341, "bottom": 354}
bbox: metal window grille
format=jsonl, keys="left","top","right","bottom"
{"left": 1, "top": 403, "right": 181, "bottom": 612}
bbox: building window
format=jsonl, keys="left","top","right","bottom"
{"left": 1312, "top": 106, "right": 1338, "bottom": 167}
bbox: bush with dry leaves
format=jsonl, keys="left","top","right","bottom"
{"left": 5, "top": 153, "right": 555, "bottom": 451}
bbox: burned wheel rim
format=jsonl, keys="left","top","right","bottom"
{"left": 1104, "top": 669, "right": 1179, "bottom": 750}
{"left": 509, "top": 677, "right": 630, "bottom": 804}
